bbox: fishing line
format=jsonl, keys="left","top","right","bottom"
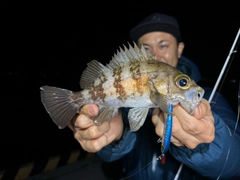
{"left": 121, "top": 105, "right": 173, "bottom": 179}
{"left": 174, "top": 27, "right": 240, "bottom": 180}
{"left": 121, "top": 28, "right": 240, "bottom": 180}
{"left": 120, "top": 157, "right": 160, "bottom": 180}
{"left": 216, "top": 81, "right": 240, "bottom": 180}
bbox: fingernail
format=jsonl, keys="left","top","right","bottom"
{"left": 88, "top": 108, "right": 94, "bottom": 116}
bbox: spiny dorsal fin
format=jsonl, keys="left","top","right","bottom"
{"left": 108, "top": 42, "right": 152, "bottom": 69}
{"left": 80, "top": 42, "right": 153, "bottom": 89}
{"left": 127, "top": 42, "right": 140, "bottom": 59}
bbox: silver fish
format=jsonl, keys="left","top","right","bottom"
{"left": 40, "top": 42, "right": 204, "bottom": 131}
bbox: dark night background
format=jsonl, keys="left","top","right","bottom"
{"left": 1, "top": 0, "right": 240, "bottom": 176}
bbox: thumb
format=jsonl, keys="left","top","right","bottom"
{"left": 193, "top": 99, "right": 210, "bottom": 119}
{"left": 152, "top": 107, "right": 160, "bottom": 125}
{"left": 81, "top": 104, "right": 99, "bottom": 117}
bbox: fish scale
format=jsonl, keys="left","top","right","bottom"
{"left": 40, "top": 42, "right": 204, "bottom": 132}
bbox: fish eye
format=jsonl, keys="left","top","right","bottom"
{"left": 175, "top": 74, "right": 191, "bottom": 89}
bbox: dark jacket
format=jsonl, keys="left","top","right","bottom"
{"left": 96, "top": 56, "right": 240, "bottom": 180}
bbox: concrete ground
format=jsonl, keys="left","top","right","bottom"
{"left": 28, "top": 155, "right": 111, "bottom": 180}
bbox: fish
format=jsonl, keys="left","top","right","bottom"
{"left": 40, "top": 42, "right": 205, "bottom": 132}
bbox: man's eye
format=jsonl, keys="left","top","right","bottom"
{"left": 144, "top": 48, "right": 153, "bottom": 54}
{"left": 144, "top": 47, "right": 149, "bottom": 51}
{"left": 160, "top": 45, "right": 167, "bottom": 49}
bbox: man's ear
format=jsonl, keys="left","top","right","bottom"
{"left": 178, "top": 42, "right": 185, "bottom": 58}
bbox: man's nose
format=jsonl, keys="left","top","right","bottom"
{"left": 153, "top": 52, "right": 163, "bottom": 61}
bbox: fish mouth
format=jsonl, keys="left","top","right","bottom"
{"left": 181, "top": 87, "right": 205, "bottom": 114}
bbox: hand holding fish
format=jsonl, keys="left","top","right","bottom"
{"left": 41, "top": 42, "right": 205, "bottom": 155}
{"left": 68, "top": 104, "right": 124, "bottom": 152}
{"left": 152, "top": 98, "right": 215, "bottom": 149}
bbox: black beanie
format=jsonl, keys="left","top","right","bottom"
{"left": 130, "top": 12, "right": 182, "bottom": 43}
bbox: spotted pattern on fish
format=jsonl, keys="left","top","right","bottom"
{"left": 130, "top": 61, "right": 141, "bottom": 77}
{"left": 40, "top": 42, "right": 205, "bottom": 131}
{"left": 87, "top": 74, "right": 108, "bottom": 102}
{"left": 113, "top": 66, "right": 127, "bottom": 101}
{"left": 70, "top": 92, "right": 85, "bottom": 107}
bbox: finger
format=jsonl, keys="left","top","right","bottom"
{"left": 170, "top": 116, "right": 200, "bottom": 148}
{"left": 152, "top": 107, "right": 161, "bottom": 125}
{"left": 72, "top": 104, "right": 100, "bottom": 129}
{"left": 171, "top": 105, "right": 214, "bottom": 148}
{"left": 152, "top": 108, "right": 165, "bottom": 137}
{"left": 175, "top": 101, "right": 214, "bottom": 136}
{"left": 68, "top": 104, "right": 99, "bottom": 130}
{"left": 74, "top": 122, "right": 111, "bottom": 152}
{"left": 79, "top": 134, "right": 108, "bottom": 152}
{"left": 68, "top": 114, "right": 78, "bottom": 132}
{"left": 173, "top": 104, "right": 203, "bottom": 135}
{"left": 73, "top": 115, "right": 94, "bottom": 130}
{"left": 75, "top": 121, "right": 110, "bottom": 140}
{"left": 80, "top": 104, "right": 99, "bottom": 117}
{"left": 171, "top": 136, "right": 184, "bottom": 147}
{"left": 194, "top": 99, "right": 213, "bottom": 122}
{"left": 152, "top": 107, "right": 201, "bottom": 148}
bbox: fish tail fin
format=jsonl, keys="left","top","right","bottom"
{"left": 40, "top": 86, "right": 81, "bottom": 129}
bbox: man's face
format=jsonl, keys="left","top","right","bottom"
{"left": 137, "top": 32, "right": 184, "bottom": 67}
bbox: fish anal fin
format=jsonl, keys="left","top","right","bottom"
{"left": 94, "top": 107, "right": 119, "bottom": 126}
{"left": 128, "top": 107, "right": 149, "bottom": 131}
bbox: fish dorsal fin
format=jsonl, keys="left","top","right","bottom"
{"left": 80, "top": 60, "right": 109, "bottom": 89}
{"left": 80, "top": 42, "right": 153, "bottom": 89}
{"left": 107, "top": 42, "right": 152, "bottom": 69}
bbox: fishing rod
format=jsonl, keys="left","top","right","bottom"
{"left": 215, "top": 28, "right": 240, "bottom": 180}
{"left": 174, "top": 27, "right": 240, "bottom": 180}
{"left": 208, "top": 28, "right": 240, "bottom": 103}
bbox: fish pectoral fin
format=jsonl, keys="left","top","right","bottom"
{"left": 94, "top": 107, "right": 118, "bottom": 126}
{"left": 150, "top": 92, "right": 169, "bottom": 113}
{"left": 128, "top": 107, "right": 149, "bottom": 132}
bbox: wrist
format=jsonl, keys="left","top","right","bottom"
{"left": 112, "top": 108, "right": 130, "bottom": 144}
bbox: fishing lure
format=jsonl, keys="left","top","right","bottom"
{"left": 157, "top": 104, "right": 173, "bottom": 158}
{"left": 123, "top": 28, "right": 240, "bottom": 180}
